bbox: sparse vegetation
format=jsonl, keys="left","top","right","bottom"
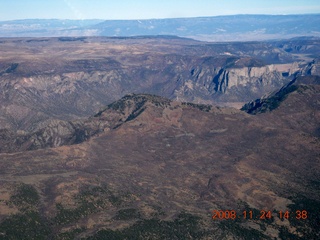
{"left": 182, "top": 102, "right": 212, "bottom": 112}
{"left": 0, "top": 211, "right": 51, "bottom": 240}
{"left": 54, "top": 202, "right": 97, "bottom": 225}
{"left": 218, "top": 220, "right": 271, "bottom": 240}
{"left": 285, "top": 196, "right": 320, "bottom": 239}
{"left": 114, "top": 208, "right": 141, "bottom": 220}
{"left": 87, "top": 212, "right": 208, "bottom": 240}
{"left": 77, "top": 184, "right": 124, "bottom": 207}
{"left": 56, "top": 228, "right": 86, "bottom": 240}
{"left": 0, "top": 36, "right": 319, "bottom": 240}
{"left": 10, "top": 184, "right": 40, "bottom": 211}
{"left": 278, "top": 226, "right": 301, "bottom": 240}
{"left": 54, "top": 184, "right": 130, "bottom": 225}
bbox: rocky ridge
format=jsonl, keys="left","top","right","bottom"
{"left": 0, "top": 37, "right": 319, "bottom": 156}
{"left": 241, "top": 75, "right": 320, "bottom": 114}
{"left": 1, "top": 37, "right": 319, "bottom": 134}
{"left": 0, "top": 78, "right": 319, "bottom": 238}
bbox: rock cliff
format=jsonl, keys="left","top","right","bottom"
{"left": 0, "top": 36, "right": 319, "bottom": 142}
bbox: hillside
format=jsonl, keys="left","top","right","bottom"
{"left": 0, "top": 36, "right": 319, "bottom": 136}
{"left": 0, "top": 33, "right": 319, "bottom": 239}
{"left": 0, "top": 77, "right": 319, "bottom": 238}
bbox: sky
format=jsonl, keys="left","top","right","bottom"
{"left": 0, "top": 0, "right": 320, "bottom": 21}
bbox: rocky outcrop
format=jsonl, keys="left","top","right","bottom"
{"left": 175, "top": 61, "right": 303, "bottom": 103}
{"left": 0, "top": 93, "right": 224, "bottom": 153}
{"left": 0, "top": 94, "right": 169, "bottom": 152}
{"left": 0, "top": 60, "right": 312, "bottom": 136}
{"left": 241, "top": 75, "right": 320, "bottom": 114}
{"left": 0, "top": 119, "right": 103, "bottom": 153}
{"left": 303, "top": 58, "right": 320, "bottom": 76}
{"left": 0, "top": 85, "right": 319, "bottom": 239}
{"left": 0, "top": 36, "right": 319, "bottom": 144}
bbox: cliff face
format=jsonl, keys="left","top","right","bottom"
{"left": 241, "top": 75, "right": 320, "bottom": 116}
{"left": 175, "top": 62, "right": 303, "bottom": 103}
{"left": 0, "top": 61, "right": 304, "bottom": 130}
{"left": 0, "top": 37, "right": 319, "bottom": 135}
{"left": 0, "top": 37, "right": 320, "bottom": 239}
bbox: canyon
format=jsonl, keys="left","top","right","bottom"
{"left": 0, "top": 36, "right": 319, "bottom": 239}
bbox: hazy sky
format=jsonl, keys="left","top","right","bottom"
{"left": 1, "top": 0, "right": 320, "bottom": 21}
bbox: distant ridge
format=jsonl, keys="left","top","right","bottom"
{"left": 1, "top": 14, "right": 320, "bottom": 41}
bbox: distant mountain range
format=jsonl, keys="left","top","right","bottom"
{"left": 1, "top": 14, "right": 320, "bottom": 41}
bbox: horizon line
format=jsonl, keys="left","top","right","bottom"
{"left": 1, "top": 13, "right": 320, "bottom": 22}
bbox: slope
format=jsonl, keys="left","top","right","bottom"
{"left": 0, "top": 86, "right": 319, "bottom": 239}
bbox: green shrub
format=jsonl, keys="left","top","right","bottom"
{"left": 11, "top": 184, "right": 39, "bottom": 205}
{"left": 0, "top": 211, "right": 51, "bottom": 240}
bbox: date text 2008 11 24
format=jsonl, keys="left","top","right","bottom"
{"left": 212, "top": 210, "right": 308, "bottom": 220}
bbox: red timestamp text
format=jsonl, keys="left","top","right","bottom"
{"left": 212, "top": 210, "right": 308, "bottom": 220}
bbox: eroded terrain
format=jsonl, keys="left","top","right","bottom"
{"left": 0, "top": 37, "right": 319, "bottom": 239}
{"left": 0, "top": 80, "right": 319, "bottom": 239}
